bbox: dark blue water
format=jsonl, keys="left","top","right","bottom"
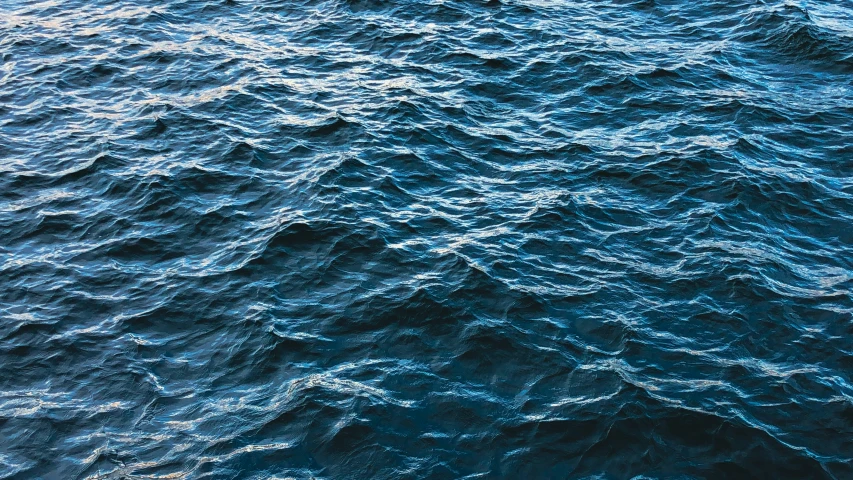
{"left": 2, "top": 0, "right": 853, "bottom": 478}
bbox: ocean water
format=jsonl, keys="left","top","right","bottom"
{"left": 1, "top": 0, "right": 852, "bottom": 478}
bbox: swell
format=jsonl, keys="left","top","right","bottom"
{"left": 733, "top": 3, "right": 853, "bottom": 72}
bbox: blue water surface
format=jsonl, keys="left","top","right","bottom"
{"left": 1, "top": 0, "right": 853, "bottom": 478}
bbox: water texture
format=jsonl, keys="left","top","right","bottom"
{"left": 1, "top": 0, "right": 852, "bottom": 478}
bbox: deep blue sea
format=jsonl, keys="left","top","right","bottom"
{"left": 2, "top": 0, "right": 853, "bottom": 478}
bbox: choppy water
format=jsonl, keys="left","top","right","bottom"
{"left": 2, "top": 0, "right": 853, "bottom": 478}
